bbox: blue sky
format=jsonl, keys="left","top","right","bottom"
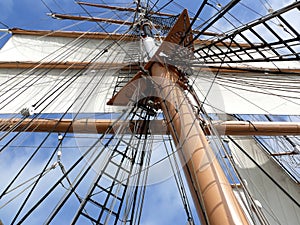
{"left": 0, "top": 2, "right": 203, "bottom": 224}
{"left": 0, "top": 0, "right": 204, "bottom": 47}
{"left": 0, "top": 0, "right": 295, "bottom": 48}
{"left": 0, "top": 0, "right": 297, "bottom": 224}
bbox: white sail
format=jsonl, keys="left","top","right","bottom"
{"left": 1, "top": 34, "right": 300, "bottom": 115}
{"left": 0, "top": 33, "right": 138, "bottom": 114}
{"left": 193, "top": 74, "right": 300, "bottom": 115}
{"left": 229, "top": 137, "right": 300, "bottom": 225}
{"left": 0, "top": 33, "right": 127, "bottom": 63}
{"left": 0, "top": 68, "right": 120, "bottom": 114}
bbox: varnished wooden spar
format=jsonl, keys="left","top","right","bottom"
{"left": 8, "top": 28, "right": 138, "bottom": 41}
{"left": 49, "top": 13, "right": 133, "bottom": 25}
{"left": 49, "top": 14, "right": 220, "bottom": 37}
{"left": 1, "top": 118, "right": 300, "bottom": 136}
{"left": 0, "top": 61, "right": 140, "bottom": 70}
{"left": 76, "top": 1, "right": 175, "bottom": 17}
{"left": 0, "top": 118, "right": 167, "bottom": 135}
{"left": 76, "top": 1, "right": 221, "bottom": 37}
{"left": 7, "top": 28, "right": 252, "bottom": 48}
{"left": 211, "top": 121, "right": 300, "bottom": 136}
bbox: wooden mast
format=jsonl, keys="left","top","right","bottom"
{"left": 139, "top": 10, "right": 249, "bottom": 224}
{"left": 141, "top": 9, "right": 250, "bottom": 225}
{"left": 150, "top": 62, "right": 250, "bottom": 225}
